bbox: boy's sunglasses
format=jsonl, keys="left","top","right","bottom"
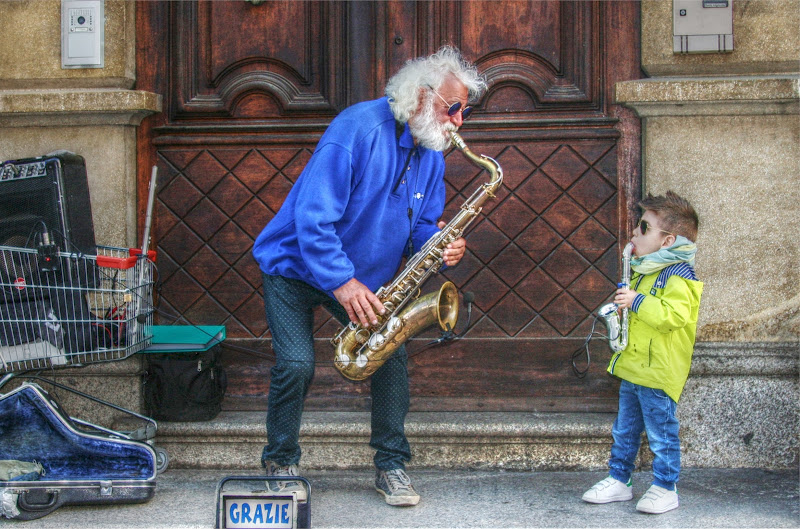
{"left": 637, "top": 219, "right": 673, "bottom": 236}
{"left": 430, "top": 88, "right": 473, "bottom": 120}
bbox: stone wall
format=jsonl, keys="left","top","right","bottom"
{"left": 640, "top": 0, "right": 799, "bottom": 76}
{"left": 680, "top": 343, "right": 797, "bottom": 468}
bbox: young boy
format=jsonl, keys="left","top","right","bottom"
{"left": 582, "top": 191, "right": 702, "bottom": 514}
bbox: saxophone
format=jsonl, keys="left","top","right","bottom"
{"left": 598, "top": 242, "right": 635, "bottom": 352}
{"left": 331, "top": 132, "right": 504, "bottom": 381}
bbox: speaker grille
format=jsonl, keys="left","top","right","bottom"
{"left": 0, "top": 153, "right": 96, "bottom": 255}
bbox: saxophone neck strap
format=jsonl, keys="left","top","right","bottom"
{"left": 392, "top": 147, "right": 417, "bottom": 193}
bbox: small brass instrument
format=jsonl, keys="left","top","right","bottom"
{"left": 331, "top": 132, "right": 503, "bottom": 381}
{"left": 598, "top": 242, "right": 634, "bottom": 352}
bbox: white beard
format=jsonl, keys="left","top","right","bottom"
{"left": 408, "top": 99, "right": 457, "bottom": 152}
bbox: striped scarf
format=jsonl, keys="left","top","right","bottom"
{"left": 630, "top": 235, "right": 697, "bottom": 275}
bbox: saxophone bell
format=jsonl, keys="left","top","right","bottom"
{"left": 598, "top": 302, "right": 622, "bottom": 344}
{"left": 333, "top": 281, "right": 460, "bottom": 381}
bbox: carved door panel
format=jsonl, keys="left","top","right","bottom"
{"left": 136, "top": 1, "right": 641, "bottom": 412}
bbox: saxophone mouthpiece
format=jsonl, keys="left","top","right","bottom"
{"left": 450, "top": 132, "right": 467, "bottom": 150}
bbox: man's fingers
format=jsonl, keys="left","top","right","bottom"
{"left": 351, "top": 295, "right": 378, "bottom": 327}
{"left": 334, "top": 278, "right": 385, "bottom": 326}
{"left": 366, "top": 291, "right": 386, "bottom": 317}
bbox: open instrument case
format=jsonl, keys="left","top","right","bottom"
{"left": 0, "top": 382, "right": 157, "bottom": 520}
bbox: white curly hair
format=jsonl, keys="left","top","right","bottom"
{"left": 385, "top": 46, "right": 487, "bottom": 123}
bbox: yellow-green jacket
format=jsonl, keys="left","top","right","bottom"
{"left": 607, "top": 262, "right": 703, "bottom": 402}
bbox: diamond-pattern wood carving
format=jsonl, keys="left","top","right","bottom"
{"left": 155, "top": 140, "right": 620, "bottom": 339}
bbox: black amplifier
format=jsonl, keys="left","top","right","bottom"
{"left": 0, "top": 152, "right": 96, "bottom": 255}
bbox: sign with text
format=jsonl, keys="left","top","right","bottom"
{"left": 215, "top": 476, "right": 310, "bottom": 529}
{"left": 224, "top": 495, "right": 294, "bottom": 529}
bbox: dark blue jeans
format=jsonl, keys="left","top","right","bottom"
{"left": 609, "top": 380, "right": 681, "bottom": 491}
{"left": 261, "top": 273, "right": 411, "bottom": 471}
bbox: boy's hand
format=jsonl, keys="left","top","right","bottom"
{"left": 613, "top": 288, "right": 637, "bottom": 310}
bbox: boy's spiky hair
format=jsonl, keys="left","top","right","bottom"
{"left": 639, "top": 190, "right": 699, "bottom": 242}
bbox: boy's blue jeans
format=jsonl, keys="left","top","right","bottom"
{"left": 260, "top": 273, "right": 411, "bottom": 471}
{"left": 609, "top": 380, "right": 681, "bottom": 491}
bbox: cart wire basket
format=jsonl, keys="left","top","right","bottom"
{"left": 0, "top": 245, "right": 156, "bottom": 374}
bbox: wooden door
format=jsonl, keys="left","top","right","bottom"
{"left": 136, "top": 0, "right": 641, "bottom": 412}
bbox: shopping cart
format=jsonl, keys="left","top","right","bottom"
{"left": 0, "top": 245, "right": 156, "bottom": 373}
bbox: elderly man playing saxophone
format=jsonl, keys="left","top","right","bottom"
{"left": 252, "top": 46, "right": 486, "bottom": 506}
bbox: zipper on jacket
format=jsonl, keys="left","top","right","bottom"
{"left": 610, "top": 352, "right": 621, "bottom": 374}
{"left": 392, "top": 148, "right": 416, "bottom": 194}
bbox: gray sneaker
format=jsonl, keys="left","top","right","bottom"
{"left": 265, "top": 461, "right": 307, "bottom": 501}
{"left": 375, "top": 468, "right": 420, "bottom": 506}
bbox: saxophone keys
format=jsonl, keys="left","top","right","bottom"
{"left": 386, "top": 316, "right": 403, "bottom": 334}
{"left": 335, "top": 353, "right": 351, "bottom": 368}
{"left": 367, "top": 333, "right": 386, "bottom": 351}
{"left": 355, "top": 328, "right": 370, "bottom": 344}
{"left": 355, "top": 354, "right": 368, "bottom": 368}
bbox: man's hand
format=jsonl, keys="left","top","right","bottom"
{"left": 333, "top": 278, "right": 386, "bottom": 327}
{"left": 438, "top": 220, "right": 466, "bottom": 266}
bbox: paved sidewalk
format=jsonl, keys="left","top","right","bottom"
{"left": 14, "top": 468, "right": 799, "bottom": 528}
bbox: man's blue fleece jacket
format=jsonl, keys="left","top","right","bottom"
{"left": 252, "top": 97, "right": 446, "bottom": 296}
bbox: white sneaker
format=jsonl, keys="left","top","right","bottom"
{"left": 636, "top": 484, "right": 679, "bottom": 514}
{"left": 582, "top": 476, "right": 633, "bottom": 503}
